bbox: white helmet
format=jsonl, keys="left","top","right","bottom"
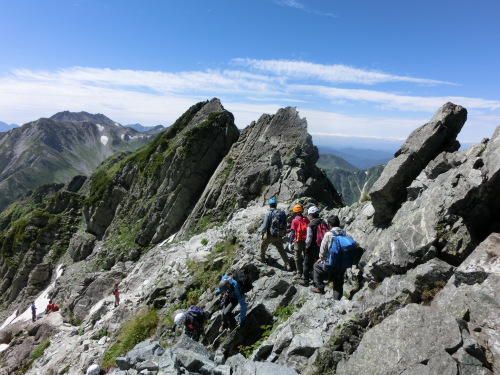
{"left": 86, "top": 364, "right": 100, "bottom": 375}
{"left": 174, "top": 312, "right": 186, "bottom": 326}
{"left": 307, "top": 206, "right": 319, "bottom": 215}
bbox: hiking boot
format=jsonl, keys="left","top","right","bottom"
{"left": 298, "top": 279, "right": 309, "bottom": 286}
{"left": 285, "top": 263, "right": 295, "bottom": 272}
{"left": 256, "top": 255, "right": 267, "bottom": 263}
{"left": 311, "top": 287, "right": 325, "bottom": 294}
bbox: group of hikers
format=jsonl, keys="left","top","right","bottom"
{"left": 30, "top": 300, "right": 60, "bottom": 322}
{"left": 172, "top": 197, "right": 359, "bottom": 341}
{"left": 259, "top": 198, "right": 359, "bottom": 298}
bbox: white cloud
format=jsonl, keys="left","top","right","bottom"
{"left": 0, "top": 62, "right": 498, "bottom": 144}
{"left": 233, "top": 58, "right": 456, "bottom": 86}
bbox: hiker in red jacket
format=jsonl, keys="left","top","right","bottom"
{"left": 45, "top": 300, "right": 59, "bottom": 314}
{"left": 289, "top": 204, "right": 310, "bottom": 282}
{"left": 113, "top": 282, "right": 120, "bottom": 307}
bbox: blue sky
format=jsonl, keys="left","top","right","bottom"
{"left": 1, "top": 0, "right": 499, "bottom": 150}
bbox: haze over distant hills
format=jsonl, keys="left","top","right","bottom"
{"left": 124, "top": 123, "right": 166, "bottom": 135}
{"left": 318, "top": 146, "right": 393, "bottom": 170}
{"left": 0, "top": 111, "right": 153, "bottom": 211}
{"left": 0, "top": 121, "right": 19, "bottom": 132}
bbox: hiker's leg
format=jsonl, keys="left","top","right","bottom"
{"left": 259, "top": 236, "right": 270, "bottom": 260}
{"left": 303, "top": 246, "right": 318, "bottom": 281}
{"left": 313, "top": 262, "right": 327, "bottom": 289}
{"left": 331, "top": 269, "right": 346, "bottom": 300}
{"left": 273, "top": 238, "right": 290, "bottom": 267}
{"left": 237, "top": 297, "right": 247, "bottom": 325}
{"left": 294, "top": 242, "right": 304, "bottom": 276}
{"left": 223, "top": 299, "right": 237, "bottom": 328}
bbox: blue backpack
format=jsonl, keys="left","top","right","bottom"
{"left": 269, "top": 209, "right": 287, "bottom": 237}
{"left": 325, "top": 230, "right": 358, "bottom": 270}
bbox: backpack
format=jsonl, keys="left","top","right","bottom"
{"left": 232, "top": 269, "right": 253, "bottom": 294}
{"left": 325, "top": 230, "right": 358, "bottom": 270}
{"left": 269, "top": 209, "right": 287, "bottom": 237}
{"left": 294, "top": 217, "right": 308, "bottom": 242}
{"left": 185, "top": 306, "right": 205, "bottom": 330}
{"left": 315, "top": 221, "right": 329, "bottom": 247}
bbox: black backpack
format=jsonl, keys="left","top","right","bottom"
{"left": 232, "top": 270, "right": 253, "bottom": 294}
{"left": 269, "top": 209, "right": 287, "bottom": 237}
{"left": 185, "top": 306, "right": 205, "bottom": 330}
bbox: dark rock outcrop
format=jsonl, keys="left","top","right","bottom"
{"left": 370, "top": 102, "right": 467, "bottom": 224}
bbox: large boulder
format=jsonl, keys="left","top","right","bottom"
{"left": 370, "top": 102, "right": 467, "bottom": 224}
{"left": 345, "top": 125, "right": 500, "bottom": 282}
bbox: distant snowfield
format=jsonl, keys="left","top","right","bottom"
{"left": 96, "top": 124, "right": 104, "bottom": 132}
{"left": 0, "top": 264, "right": 64, "bottom": 339}
{"left": 100, "top": 135, "right": 109, "bottom": 145}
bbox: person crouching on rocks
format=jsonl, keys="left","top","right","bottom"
{"left": 312, "top": 215, "right": 358, "bottom": 298}
{"left": 216, "top": 274, "right": 247, "bottom": 332}
{"left": 45, "top": 300, "right": 59, "bottom": 314}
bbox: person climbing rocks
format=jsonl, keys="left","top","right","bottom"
{"left": 171, "top": 306, "right": 206, "bottom": 342}
{"left": 45, "top": 300, "right": 59, "bottom": 314}
{"left": 298, "top": 206, "right": 327, "bottom": 287}
{"left": 289, "top": 204, "right": 310, "bottom": 281}
{"left": 311, "top": 215, "right": 358, "bottom": 298}
{"left": 216, "top": 274, "right": 247, "bottom": 332}
{"left": 86, "top": 364, "right": 105, "bottom": 375}
{"left": 112, "top": 282, "right": 120, "bottom": 307}
{"left": 258, "top": 198, "right": 294, "bottom": 271}
{"left": 31, "top": 301, "right": 37, "bottom": 322}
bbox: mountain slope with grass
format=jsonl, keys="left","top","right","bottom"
{"left": 0, "top": 112, "right": 153, "bottom": 212}
{"left": 0, "top": 101, "right": 498, "bottom": 375}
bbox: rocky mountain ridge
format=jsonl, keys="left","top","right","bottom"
{"left": 0, "top": 112, "right": 153, "bottom": 212}
{"left": 0, "top": 101, "right": 498, "bottom": 375}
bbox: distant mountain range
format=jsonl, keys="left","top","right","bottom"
{"left": 317, "top": 150, "right": 387, "bottom": 205}
{"left": 0, "top": 111, "right": 154, "bottom": 211}
{"left": 0, "top": 121, "right": 19, "bottom": 132}
{"left": 124, "top": 123, "right": 166, "bottom": 135}
{"left": 318, "top": 146, "right": 393, "bottom": 170}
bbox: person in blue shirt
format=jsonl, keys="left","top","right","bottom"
{"left": 31, "top": 301, "right": 37, "bottom": 322}
{"left": 216, "top": 274, "right": 247, "bottom": 332}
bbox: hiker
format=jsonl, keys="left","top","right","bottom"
{"left": 112, "top": 282, "right": 120, "bottom": 307}
{"left": 31, "top": 301, "right": 37, "bottom": 322}
{"left": 172, "top": 306, "right": 206, "bottom": 341}
{"left": 45, "top": 300, "right": 59, "bottom": 314}
{"left": 85, "top": 364, "right": 105, "bottom": 375}
{"left": 289, "top": 204, "right": 310, "bottom": 280}
{"left": 258, "top": 198, "right": 294, "bottom": 271}
{"left": 312, "top": 215, "right": 358, "bottom": 298}
{"left": 216, "top": 273, "right": 247, "bottom": 332}
{"left": 298, "top": 206, "right": 327, "bottom": 287}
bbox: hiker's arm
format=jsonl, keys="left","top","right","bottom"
{"left": 259, "top": 212, "right": 270, "bottom": 233}
{"left": 319, "top": 232, "right": 332, "bottom": 260}
{"left": 305, "top": 226, "right": 313, "bottom": 248}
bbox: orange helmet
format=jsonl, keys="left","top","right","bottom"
{"left": 292, "top": 205, "right": 303, "bottom": 213}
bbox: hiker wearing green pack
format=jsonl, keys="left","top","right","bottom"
{"left": 258, "top": 198, "right": 294, "bottom": 271}
{"left": 312, "top": 215, "right": 358, "bottom": 299}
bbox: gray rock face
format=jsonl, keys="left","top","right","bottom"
{"left": 370, "top": 102, "right": 467, "bottom": 224}
{"left": 82, "top": 98, "right": 239, "bottom": 251}
{"left": 336, "top": 304, "right": 465, "bottom": 375}
{"left": 67, "top": 232, "right": 96, "bottom": 262}
{"left": 344, "top": 125, "right": 500, "bottom": 282}
{"left": 179, "top": 106, "right": 342, "bottom": 236}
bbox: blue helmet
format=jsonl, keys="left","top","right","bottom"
{"left": 268, "top": 198, "right": 277, "bottom": 204}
